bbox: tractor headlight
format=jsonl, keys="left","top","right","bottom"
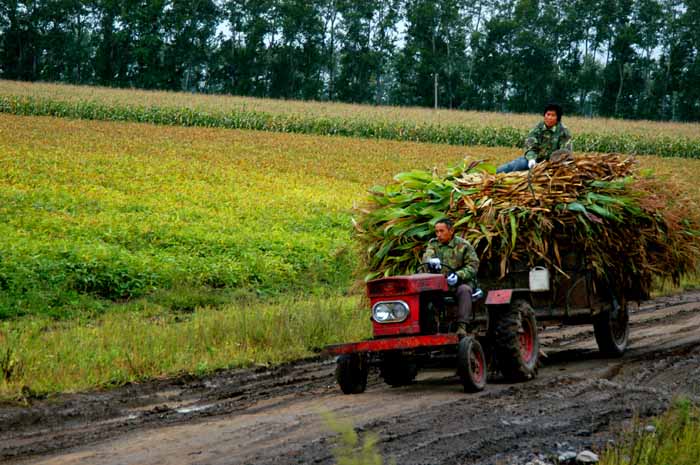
{"left": 372, "top": 301, "right": 410, "bottom": 323}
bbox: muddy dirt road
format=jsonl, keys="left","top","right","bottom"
{"left": 3, "top": 292, "right": 700, "bottom": 465}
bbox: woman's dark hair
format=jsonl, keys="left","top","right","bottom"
{"left": 543, "top": 103, "right": 563, "bottom": 121}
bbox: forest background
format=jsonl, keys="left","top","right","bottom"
{"left": 2, "top": 0, "right": 700, "bottom": 121}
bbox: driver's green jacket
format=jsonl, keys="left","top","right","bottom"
{"left": 422, "top": 236, "right": 479, "bottom": 286}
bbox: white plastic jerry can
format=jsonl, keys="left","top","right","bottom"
{"left": 529, "top": 266, "right": 550, "bottom": 292}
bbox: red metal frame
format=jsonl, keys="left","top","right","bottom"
{"left": 325, "top": 334, "right": 459, "bottom": 356}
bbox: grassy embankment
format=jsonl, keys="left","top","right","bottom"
{"left": 2, "top": 91, "right": 700, "bottom": 400}
{"left": 2, "top": 80, "right": 700, "bottom": 157}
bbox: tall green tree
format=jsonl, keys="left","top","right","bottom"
{"left": 507, "top": 0, "right": 558, "bottom": 112}
{"left": 394, "top": 0, "right": 468, "bottom": 108}
{"left": 675, "top": 0, "right": 700, "bottom": 120}
{"left": 37, "top": 0, "right": 93, "bottom": 83}
{"left": 162, "top": 0, "right": 219, "bottom": 90}
{"left": 334, "top": 0, "right": 398, "bottom": 103}
{"left": 468, "top": 1, "right": 517, "bottom": 111}
{"left": 0, "top": 0, "right": 42, "bottom": 80}
{"left": 212, "top": 0, "right": 278, "bottom": 96}
{"left": 91, "top": 0, "right": 130, "bottom": 86}
{"left": 268, "top": 0, "right": 325, "bottom": 99}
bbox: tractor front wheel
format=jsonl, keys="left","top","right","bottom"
{"left": 457, "top": 336, "right": 487, "bottom": 392}
{"left": 335, "top": 353, "right": 368, "bottom": 394}
{"left": 495, "top": 299, "right": 539, "bottom": 382}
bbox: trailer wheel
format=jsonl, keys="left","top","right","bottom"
{"left": 457, "top": 336, "right": 487, "bottom": 392}
{"left": 594, "top": 298, "right": 629, "bottom": 357}
{"left": 380, "top": 352, "right": 418, "bottom": 387}
{"left": 495, "top": 299, "right": 539, "bottom": 382}
{"left": 335, "top": 354, "right": 368, "bottom": 394}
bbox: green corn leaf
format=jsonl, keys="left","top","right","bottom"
{"left": 509, "top": 211, "right": 517, "bottom": 249}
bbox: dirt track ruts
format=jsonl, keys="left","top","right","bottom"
{"left": 3, "top": 291, "right": 700, "bottom": 465}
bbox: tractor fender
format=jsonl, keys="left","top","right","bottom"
{"left": 485, "top": 288, "right": 531, "bottom": 307}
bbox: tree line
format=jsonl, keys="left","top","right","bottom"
{"left": 2, "top": 0, "right": 699, "bottom": 121}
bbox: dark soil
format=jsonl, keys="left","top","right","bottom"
{"left": 3, "top": 292, "right": 700, "bottom": 465}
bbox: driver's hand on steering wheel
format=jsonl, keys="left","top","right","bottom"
{"left": 428, "top": 257, "right": 441, "bottom": 272}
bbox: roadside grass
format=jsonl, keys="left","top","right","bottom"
{"left": 0, "top": 294, "right": 369, "bottom": 401}
{"left": 2, "top": 80, "right": 700, "bottom": 157}
{"left": 600, "top": 399, "right": 700, "bottom": 465}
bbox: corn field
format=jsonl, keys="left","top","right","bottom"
{"left": 2, "top": 80, "right": 700, "bottom": 158}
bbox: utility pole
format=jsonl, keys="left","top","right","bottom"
{"left": 434, "top": 73, "right": 438, "bottom": 109}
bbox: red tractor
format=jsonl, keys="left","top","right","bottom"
{"left": 325, "top": 258, "right": 631, "bottom": 393}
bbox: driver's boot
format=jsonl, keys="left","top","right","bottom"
{"left": 456, "top": 322, "right": 468, "bottom": 339}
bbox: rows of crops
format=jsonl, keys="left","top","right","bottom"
{"left": 2, "top": 80, "right": 700, "bottom": 158}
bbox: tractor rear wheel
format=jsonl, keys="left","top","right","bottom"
{"left": 594, "top": 298, "right": 629, "bottom": 357}
{"left": 457, "top": 336, "right": 487, "bottom": 392}
{"left": 495, "top": 299, "right": 539, "bottom": 382}
{"left": 335, "top": 353, "right": 368, "bottom": 394}
{"left": 380, "top": 352, "right": 418, "bottom": 387}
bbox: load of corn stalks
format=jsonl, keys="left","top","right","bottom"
{"left": 354, "top": 153, "right": 700, "bottom": 299}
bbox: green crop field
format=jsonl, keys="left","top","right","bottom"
{"left": 1, "top": 93, "right": 700, "bottom": 400}
{"left": 0, "top": 113, "right": 518, "bottom": 319}
{"left": 3, "top": 80, "right": 700, "bottom": 157}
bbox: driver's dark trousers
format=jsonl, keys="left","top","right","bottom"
{"left": 455, "top": 284, "right": 473, "bottom": 324}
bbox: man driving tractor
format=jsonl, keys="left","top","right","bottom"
{"left": 422, "top": 218, "right": 480, "bottom": 339}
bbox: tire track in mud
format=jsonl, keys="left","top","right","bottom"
{"left": 2, "top": 292, "right": 700, "bottom": 465}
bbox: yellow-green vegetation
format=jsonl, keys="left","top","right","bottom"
{"left": 0, "top": 113, "right": 509, "bottom": 399}
{"left": 2, "top": 80, "right": 700, "bottom": 157}
{"left": 601, "top": 399, "right": 700, "bottom": 465}
{"left": 323, "top": 411, "right": 391, "bottom": 465}
{"left": 0, "top": 295, "right": 366, "bottom": 399}
{"left": 2, "top": 113, "right": 489, "bottom": 319}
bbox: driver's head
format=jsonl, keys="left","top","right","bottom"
{"left": 434, "top": 218, "right": 454, "bottom": 244}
